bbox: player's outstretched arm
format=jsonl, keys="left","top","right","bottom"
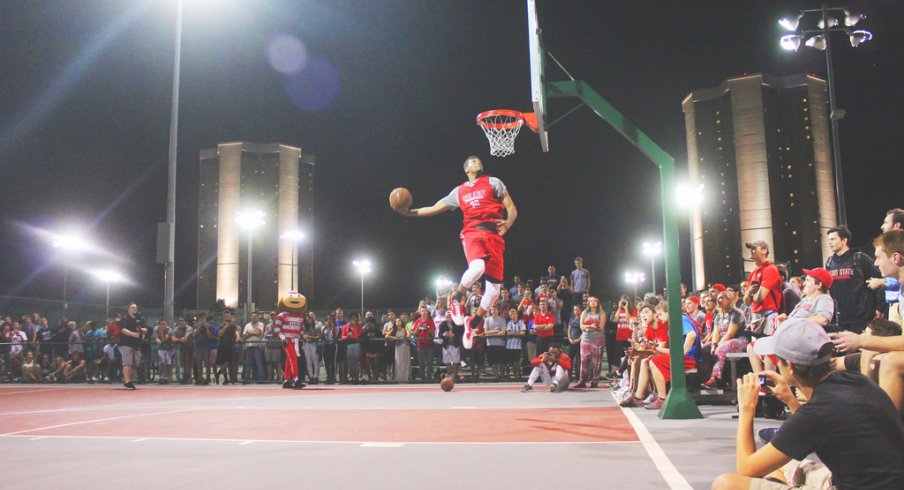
{"left": 495, "top": 193, "right": 517, "bottom": 236}
{"left": 406, "top": 200, "right": 453, "bottom": 218}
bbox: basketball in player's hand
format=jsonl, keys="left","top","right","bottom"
{"left": 440, "top": 376, "right": 455, "bottom": 392}
{"left": 389, "top": 187, "right": 412, "bottom": 214}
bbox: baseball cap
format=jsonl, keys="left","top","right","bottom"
{"left": 753, "top": 318, "right": 833, "bottom": 366}
{"left": 711, "top": 283, "right": 726, "bottom": 292}
{"left": 802, "top": 267, "right": 833, "bottom": 288}
{"left": 687, "top": 295, "right": 701, "bottom": 305}
{"left": 745, "top": 240, "right": 769, "bottom": 250}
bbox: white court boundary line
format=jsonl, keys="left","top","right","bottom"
{"left": 0, "top": 433, "right": 641, "bottom": 446}
{"left": 0, "top": 408, "right": 198, "bottom": 437}
{"left": 616, "top": 399, "right": 693, "bottom": 490}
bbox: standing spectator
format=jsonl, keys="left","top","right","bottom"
{"left": 67, "top": 321, "right": 84, "bottom": 357}
{"left": 342, "top": 312, "right": 363, "bottom": 383}
{"left": 556, "top": 275, "right": 574, "bottom": 325}
{"left": 825, "top": 225, "right": 882, "bottom": 333}
{"left": 155, "top": 319, "right": 174, "bottom": 384}
{"left": 192, "top": 316, "right": 211, "bottom": 385}
{"left": 438, "top": 311, "right": 463, "bottom": 379}
{"left": 570, "top": 257, "right": 591, "bottom": 298}
{"left": 566, "top": 304, "right": 583, "bottom": 379}
{"left": 509, "top": 276, "right": 524, "bottom": 299}
{"left": 484, "top": 304, "right": 507, "bottom": 379}
{"left": 117, "top": 303, "right": 146, "bottom": 390}
{"left": 545, "top": 265, "right": 560, "bottom": 291}
{"left": 505, "top": 308, "right": 526, "bottom": 376}
{"left": 743, "top": 241, "right": 783, "bottom": 336}
{"left": 171, "top": 317, "right": 194, "bottom": 384}
{"left": 713, "top": 319, "right": 904, "bottom": 490}
{"left": 360, "top": 316, "right": 382, "bottom": 383}
{"left": 606, "top": 297, "right": 635, "bottom": 379}
{"left": 575, "top": 296, "right": 606, "bottom": 388}
{"left": 262, "top": 313, "right": 282, "bottom": 382}
{"left": 518, "top": 289, "right": 536, "bottom": 363}
{"left": 467, "top": 308, "right": 486, "bottom": 381}
{"left": 215, "top": 310, "right": 239, "bottom": 385}
{"left": 881, "top": 207, "right": 904, "bottom": 233}
{"left": 412, "top": 307, "right": 436, "bottom": 381}
{"left": 533, "top": 300, "right": 556, "bottom": 356}
{"left": 386, "top": 318, "right": 410, "bottom": 382}
{"left": 320, "top": 314, "right": 340, "bottom": 384}
{"left": 335, "top": 308, "right": 348, "bottom": 383}
{"left": 207, "top": 316, "right": 219, "bottom": 378}
{"left": 242, "top": 312, "right": 266, "bottom": 384}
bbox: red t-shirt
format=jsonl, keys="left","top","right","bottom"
{"left": 748, "top": 260, "right": 782, "bottom": 313}
{"left": 533, "top": 312, "right": 555, "bottom": 338}
{"left": 412, "top": 318, "right": 436, "bottom": 349}
{"left": 519, "top": 299, "right": 534, "bottom": 324}
{"left": 342, "top": 322, "right": 362, "bottom": 341}
{"left": 530, "top": 352, "right": 573, "bottom": 370}
{"left": 613, "top": 310, "right": 637, "bottom": 341}
{"left": 643, "top": 321, "right": 669, "bottom": 345}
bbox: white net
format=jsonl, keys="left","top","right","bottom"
{"left": 477, "top": 112, "right": 524, "bottom": 158}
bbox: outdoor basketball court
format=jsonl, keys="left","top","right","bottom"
{"left": 0, "top": 383, "right": 782, "bottom": 489}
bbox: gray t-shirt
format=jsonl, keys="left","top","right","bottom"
{"left": 438, "top": 176, "right": 507, "bottom": 208}
{"left": 484, "top": 316, "right": 506, "bottom": 347}
{"left": 713, "top": 308, "right": 746, "bottom": 337}
{"left": 788, "top": 294, "right": 835, "bottom": 323}
{"left": 580, "top": 312, "right": 604, "bottom": 342}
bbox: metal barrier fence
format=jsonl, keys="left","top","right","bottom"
{"left": 0, "top": 334, "right": 607, "bottom": 385}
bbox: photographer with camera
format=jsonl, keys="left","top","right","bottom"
{"left": 117, "top": 303, "right": 146, "bottom": 390}
{"left": 521, "top": 342, "right": 571, "bottom": 392}
{"left": 712, "top": 318, "right": 904, "bottom": 490}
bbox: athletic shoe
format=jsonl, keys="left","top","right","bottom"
{"left": 643, "top": 392, "right": 658, "bottom": 404}
{"left": 644, "top": 397, "right": 665, "bottom": 410}
{"left": 124, "top": 382, "right": 136, "bottom": 390}
{"left": 702, "top": 377, "right": 718, "bottom": 389}
{"left": 547, "top": 382, "right": 558, "bottom": 392}
{"left": 574, "top": 382, "right": 587, "bottom": 389}
{"left": 282, "top": 380, "right": 294, "bottom": 389}
{"left": 757, "top": 427, "right": 780, "bottom": 443}
{"left": 293, "top": 379, "right": 306, "bottom": 389}
{"left": 619, "top": 394, "right": 642, "bottom": 407}
{"left": 520, "top": 384, "right": 533, "bottom": 392}
{"left": 450, "top": 291, "right": 465, "bottom": 326}
{"left": 590, "top": 381, "right": 599, "bottom": 388}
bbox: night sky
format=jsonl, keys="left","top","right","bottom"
{"left": 1, "top": 0, "right": 901, "bottom": 313}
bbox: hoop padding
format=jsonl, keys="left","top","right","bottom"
{"left": 476, "top": 110, "right": 532, "bottom": 158}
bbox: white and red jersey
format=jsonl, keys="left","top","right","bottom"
{"left": 440, "top": 175, "right": 507, "bottom": 233}
{"left": 273, "top": 312, "right": 304, "bottom": 340}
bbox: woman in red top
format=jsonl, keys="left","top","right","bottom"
{"left": 606, "top": 295, "right": 636, "bottom": 379}
{"left": 627, "top": 304, "right": 668, "bottom": 395}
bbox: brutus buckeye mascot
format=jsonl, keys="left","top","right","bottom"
{"left": 273, "top": 291, "right": 308, "bottom": 389}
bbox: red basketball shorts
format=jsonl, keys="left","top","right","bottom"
{"left": 460, "top": 229, "right": 505, "bottom": 283}
{"left": 649, "top": 353, "right": 697, "bottom": 383}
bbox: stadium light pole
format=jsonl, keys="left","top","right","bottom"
{"left": 52, "top": 234, "right": 90, "bottom": 310}
{"left": 352, "top": 259, "right": 372, "bottom": 317}
{"left": 280, "top": 229, "right": 306, "bottom": 291}
{"left": 162, "top": 0, "right": 183, "bottom": 328}
{"left": 236, "top": 210, "right": 266, "bottom": 322}
{"left": 778, "top": 5, "right": 873, "bottom": 226}
{"left": 624, "top": 271, "right": 646, "bottom": 300}
{"left": 93, "top": 270, "right": 122, "bottom": 318}
{"left": 676, "top": 182, "right": 704, "bottom": 291}
{"left": 642, "top": 241, "right": 662, "bottom": 295}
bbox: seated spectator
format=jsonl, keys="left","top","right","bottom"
{"left": 702, "top": 291, "right": 749, "bottom": 388}
{"left": 521, "top": 343, "right": 571, "bottom": 392}
{"left": 21, "top": 350, "right": 42, "bottom": 383}
{"left": 63, "top": 352, "right": 86, "bottom": 382}
{"left": 620, "top": 304, "right": 667, "bottom": 400}
{"left": 712, "top": 319, "right": 904, "bottom": 490}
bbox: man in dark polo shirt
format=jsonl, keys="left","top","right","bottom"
{"left": 713, "top": 319, "right": 904, "bottom": 490}
{"left": 117, "top": 303, "right": 146, "bottom": 390}
{"left": 825, "top": 225, "right": 882, "bottom": 333}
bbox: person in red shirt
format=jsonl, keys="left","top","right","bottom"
{"left": 521, "top": 343, "right": 572, "bottom": 392}
{"left": 533, "top": 300, "right": 556, "bottom": 355}
{"left": 743, "top": 241, "right": 783, "bottom": 373}
{"left": 411, "top": 307, "right": 436, "bottom": 381}
{"left": 342, "top": 313, "right": 363, "bottom": 383}
{"left": 404, "top": 156, "right": 518, "bottom": 333}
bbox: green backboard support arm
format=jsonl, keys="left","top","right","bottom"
{"left": 548, "top": 80, "right": 702, "bottom": 420}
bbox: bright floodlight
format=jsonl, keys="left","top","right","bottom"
{"left": 52, "top": 234, "right": 89, "bottom": 252}
{"left": 94, "top": 270, "right": 122, "bottom": 283}
{"left": 435, "top": 276, "right": 453, "bottom": 289}
{"left": 624, "top": 271, "right": 645, "bottom": 284}
{"left": 844, "top": 11, "right": 865, "bottom": 27}
{"left": 352, "top": 259, "right": 372, "bottom": 275}
{"left": 817, "top": 17, "right": 839, "bottom": 30}
{"left": 676, "top": 183, "right": 705, "bottom": 208}
{"left": 235, "top": 209, "right": 266, "bottom": 229}
{"left": 280, "top": 229, "right": 306, "bottom": 242}
{"left": 778, "top": 14, "right": 803, "bottom": 31}
{"left": 642, "top": 241, "right": 662, "bottom": 257}
{"left": 849, "top": 29, "right": 873, "bottom": 47}
{"left": 780, "top": 34, "right": 803, "bottom": 51}
{"left": 805, "top": 34, "right": 827, "bottom": 50}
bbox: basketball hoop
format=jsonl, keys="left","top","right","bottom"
{"left": 476, "top": 110, "right": 538, "bottom": 158}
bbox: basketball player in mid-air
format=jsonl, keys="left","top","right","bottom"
{"left": 405, "top": 155, "right": 517, "bottom": 331}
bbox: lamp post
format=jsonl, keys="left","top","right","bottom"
{"left": 236, "top": 210, "right": 266, "bottom": 322}
{"left": 280, "top": 229, "right": 306, "bottom": 291}
{"left": 778, "top": 5, "right": 873, "bottom": 226}
{"left": 624, "top": 271, "right": 646, "bottom": 300}
{"left": 52, "top": 234, "right": 89, "bottom": 310}
{"left": 642, "top": 241, "right": 662, "bottom": 295}
{"left": 676, "top": 182, "right": 704, "bottom": 291}
{"left": 162, "top": 0, "right": 184, "bottom": 327}
{"left": 352, "top": 259, "right": 372, "bottom": 317}
{"left": 94, "top": 270, "right": 122, "bottom": 318}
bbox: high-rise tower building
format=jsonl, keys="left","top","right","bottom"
{"left": 196, "top": 142, "right": 315, "bottom": 310}
{"left": 682, "top": 74, "right": 836, "bottom": 287}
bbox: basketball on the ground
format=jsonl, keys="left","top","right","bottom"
{"left": 389, "top": 187, "right": 412, "bottom": 214}
{"left": 440, "top": 377, "right": 455, "bottom": 392}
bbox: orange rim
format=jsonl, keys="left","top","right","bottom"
{"left": 476, "top": 109, "right": 525, "bottom": 130}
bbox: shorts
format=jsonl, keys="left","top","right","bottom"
{"left": 649, "top": 353, "right": 696, "bottom": 383}
{"left": 442, "top": 345, "right": 461, "bottom": 365}
{"left": 158, "top": 349, "right": 174, "bottom": 365}
{"left": 749, "top": 459, "right": 834, "bottom": 490}
{"left": 119, "top": 346, "right": 141, "bottom": 367}
{"left": 460, "top": 229, "right": 505, "bottom": 283}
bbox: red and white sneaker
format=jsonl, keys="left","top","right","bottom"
{"left": 450, "top": 292, "right": 465, "bottom": 326}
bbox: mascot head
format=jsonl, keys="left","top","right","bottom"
{"left": 277, "top": 291, "right": 308, "bottom": 315}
